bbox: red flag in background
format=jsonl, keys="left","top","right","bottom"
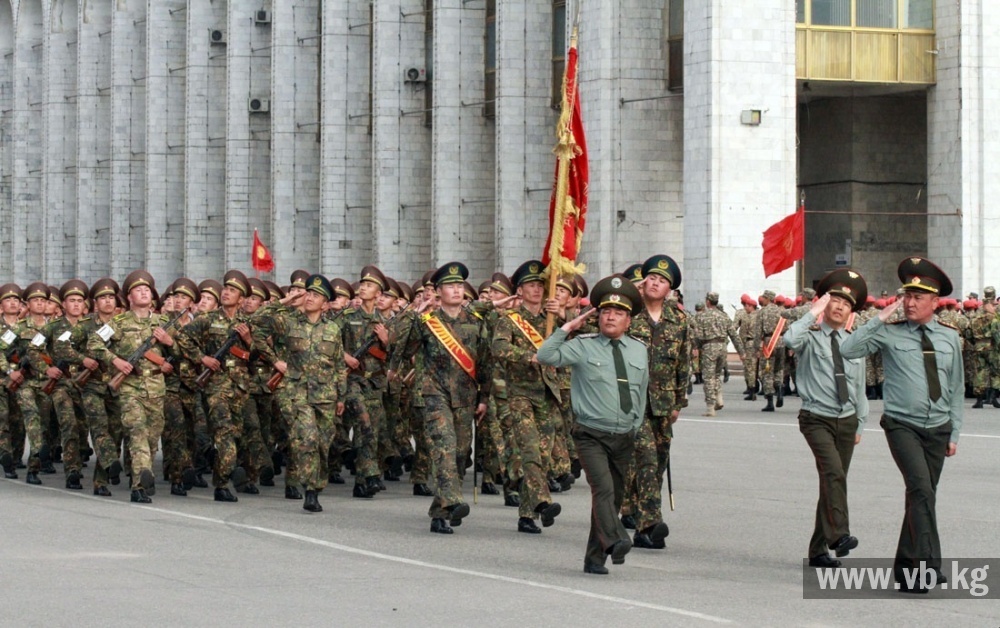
{"left": 542, "top": 29, "right": 588, "bottom": 273}
{"left": 252, "top": 229, "right": 275, "bottom": 273}
{"left": 761, "top": 206, "right": 804, "bottom": 278}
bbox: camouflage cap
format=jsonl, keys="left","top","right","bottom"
{"left": 761, "top": 289, "right": 776, "bottom": 301}
{"left": 801, "top": 287, "right": 817, "bottom": 300}
{"left": 705, "top": 291, "right": 719, "bottom": 305}
{"left": 694, "top": 302, "right": 705, "bottom": 311}
{"left": 984, "top": 286, "right": 996, "bottom": 301}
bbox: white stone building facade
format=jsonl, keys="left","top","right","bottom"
{"left": 0, "top": 0, "right": 993, "bottom": 304}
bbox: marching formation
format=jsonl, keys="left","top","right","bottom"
{"left": 0, "top": 254, "right": 965, "bottom": 582}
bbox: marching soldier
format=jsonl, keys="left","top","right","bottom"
{"left": 175, "top": 270, "right": 256, "bottom": 502}
{"left": 691, "top": 291, "right": 743, "bottom": 416}
{"left": 392, "top": 262, "right": 493, "bottom": 534}
{"left": 755, "top": 290, "right": 785, "bottom": 411}
{"left": 14, "top": 282, "right": 57, "bottom": 483}
{"left": 87, "top": 271, "right": 174, "bottom": 503}
{"left": 735, "top": 295, "right": 759, "bottom": 399}
{"left": 491, "top": 261, "right": 563, "bottom": 534}
{"left": 0, "top": 283, "right": 23, "bottom": 479}
{"left": 159, "top": 278, "right": 201, "bottom": 496}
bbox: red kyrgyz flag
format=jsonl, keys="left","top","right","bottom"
{"left": 761, "top": 205, "right": 804, "bottom": 277}
{"left": 542, "top": 29, "right": 588, "bottom": 272}
{"left": 252, "top": 229, "right": 275, "bottom": 273}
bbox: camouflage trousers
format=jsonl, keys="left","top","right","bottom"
{"left": 508, "top": 393, "right": 556, "bottom": 520}
{"left": 963, "top": 348, "right": 975, "bottom": 390}
{"left": 0, "top": 388, "right": 11, "bottom": 465}
{"left": 865, "top": 351, "right": 883, "bottom": 387}
{"left": 288, "top": 392, "right": 338, "bottom": 492}
{"left": 741, "top": 338, "right": 757, "bottom": 389}
{"left": 622, "top": 409, "right": 672, "bottom": 531}
{"left": 409, "top": 400, "right": 431, "bottom": 484}
{"left": 274, "top": 384, "right": 300, "bottom": 488}
{"left": 50, "top": 383, "right": 86, "bottom": 475}
{"left": 423, "top": 394, "right": 472, "bottom": 519}
{"left": 16, "top": 381, "right": 52, "bottom": 472}
{"left": 120, "top": 391, "right": 165, "bottom": 486}
{"left": 971, "top": 353, "right": 991, "bottom": 396}
{"left": 699, "top": 341, "right": 728, "bottom": 408}
{"left": 203, "top": 381, "right": 247, "bottom": 489}
{"left": 162, "top": 390, "right": 195, "bottom": 484}
{"left": 81, "top": 383, "right": 122, "bottom": 488}
{"left": 385, "top": 387, "right": 415, "bottom": 467}
{"left": 241, "top": 392, "right": 274, "bottom": 483}
{"left": 6, "top": 390, "right": 24, "bottom": 462}
{"left": 478, "top": 396, "right": 505, "bottom": 484}
{"left": 496, "top": 396, "right": 522, "bottom": 488}
{"left": 759, "top": 349, "right": 785, "bottom": 396}
{"left": 343, "top": 385, "right": 386, "bottom": 484}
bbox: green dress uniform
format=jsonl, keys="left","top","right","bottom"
{"left": 838, "top": 257, "right": 963, "bottom": 589}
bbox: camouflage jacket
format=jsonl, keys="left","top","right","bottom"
{"left": 175, "top": 309, "right": 254, "bottom": 393}
{"left": 754, "top": 303, "right": 784, "bottom": 351}
{"left": 734, "top": 308, "right": 757, "bottom": 341}
{"left": 340, "top": 307, "right": 389, "bottom": 392}
{"left": 0, "top": 314, "right": 27, "bottom": 375}
{"left": 261, "top": 303, "right": 347, "bottom": 406}
{"left": 491, "top": 305, "right": 561, "bottom": 402}
{"left": 630, "top": 304, "right": 690, "bottom": 416}
{"left": 161, "top": 310, "right": 200, "bottom": 394}
{"left": 16, "top": 316, "right": 53, "bottom": 381}
{"left": 692, "top": 307, "right": 745, "bottom": 355}
{"left": 46, "top": 316, "right": 89, "bottom": 385}
{"left": 966, "top": 310, "right": 995, "bottom": 354}
{"left": 393, "top": 306, "right": 492, "bottom": 408}
{"left": 87, "top": 310, "right": 171, "bottom": 398}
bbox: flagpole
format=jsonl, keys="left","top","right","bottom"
{"left": 799, "top": 191, "right": 806, "bottom": 292}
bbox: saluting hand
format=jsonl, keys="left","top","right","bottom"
{"left": 878, "top": 298, "right": 902, "bottom": 322}
{"left": 809, "top": 293, "right": 830, "bottom": 318}
{"left": 560, "top": 307, "right": 596, "bottom": 334}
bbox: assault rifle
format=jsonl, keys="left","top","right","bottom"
{"left": 195, "top": 329, "right": 251, "bottom": 388}
{"left": 350, "top": 301, "right": 415, "bottom": 363}
{"left": 108, "top": 307, "right": 191, "bottom": 392}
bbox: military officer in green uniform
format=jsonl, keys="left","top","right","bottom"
{"left": 538, "top": 274, "right": 649, "bottom": 574}
{"left": 783, "top": 269, "right": 869, "bottom": 569}
{"left": 838, "top": 257, "right": 963, "bottom": 593}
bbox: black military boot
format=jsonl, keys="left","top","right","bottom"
{"left": 694, "top": 373, "right": 704, "bottom": 385}
{"left": 286, "top": 485, "right": 303, "bottom": 500}
{"left": 775, "top": 388, "right": 784, "bottom": 408}
{"left": 973, "top": 393, "right": 985, "bottom": 409}
{"left": 303, "top": 490, "right": 322, "bottom": 512}
{"left": 65, "top": 471, "right": 83, "bottom": 490}
{"left": 1, "top": 452, "right": 16, "bottom": 479}
{"left": 992, "top": 389, "right": 1000, "bottom": 408}
{"left": 170, "top": 483, "right": 188, "bottom": 496}
{"left": 214, "top": 487, "right": 238, "bottom": 502}
{"left": 761, "top": 395, "right": 775, "bottom": 412}
{"left": 130, "top": 489, "right": 152, "bottom": 503}
{"left": 412, "top": 483, "right": 433, "bottom": 496}
{"left": 875, "top": 383, "right": 883, "bottom": 399}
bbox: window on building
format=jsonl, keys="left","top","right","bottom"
{"left": 424, "top": 0, "right": 433, "bottom": 128}
{"left": 811, "top": 0, "right": 850, "bottom": 26}
{"left": 368, "top": 2, "right": 374, "bottom": 136}
{"left": 903, "top": 0, "right": 933, "bottom": 29}
{"left": 484, "top": 0, "right": 496, "bottom": 118}
{"left": 551, "top": 0, "right": 566, "bottom": 109}
{"left": 857, "top": 0, "right": 896, "bottom": 27}
{"left": 667, "top": 0, "right": 683, "bottom": 91}
{"left": 796, "top": 0, "right": 806, "bottom": 23}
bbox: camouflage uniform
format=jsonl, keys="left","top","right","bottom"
{"left": 754, "top": 301, "right": 785, "bottom": 397}
{"left": 46, "top": 315, "right": 90, "bottom": 479}
{"left": 734, "top": 306, "right": 758, "bottom": 392}
{"left": 87, "top": 311, "right": 170, "bottom": 489}
{"left": 175, "top": 309, "right": 254, "bottom": 489}
{"left": 258, "top": 302, "right": 347, "bottom": 492}
{"left": 0, "top": 315, "right": 26, "bottom": 469}
{"left": 70, "top": 314, "right": 123, "bottom": 489}
{"left": 625, "top": 303, "right": 690, "bottom": 533}
{"left": 966, "top": 308, "right": 994, "bottom": 397}
{"left": 14, "top": 317, "right": 54, "bottom": 473}
{"left": 340, "top": 307, "right": 390, "bottom": 491}
{"left": 491, "top": 306, "right": 559, "bottom": 521}
{"left": 691, "top": 305, "right": 744, "bottom": 412}
{"left": 393, "top": 306, "right": 492, "bottom": 521}
{"left": 161, "top": 311, "right": 201, "bottom": 488}
{"left": 0, "top": 330, "right": 13, "bottom": 472}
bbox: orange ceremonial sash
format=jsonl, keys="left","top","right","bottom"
{"left": 762, "top": 317, "right": 786, "bottom": 359}
{"left": 507, "top": 312, "right": 545, "bottom": 350}
{"left": 423, "top": 314, "right": 477, "bottom": 380}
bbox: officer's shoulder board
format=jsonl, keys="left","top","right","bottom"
{"left": 808, "top": 324, "right": 821, "bottom": 332}
{"left": 888, "top": 319, "right": 907, "bottom": 325}
{"left": 577, "top": 333, "right": 598, "bottom": 339}
{"left": 938, "top": 319, "right": 959, "bottom": 332}
{"left": 627, "top": 334, "right": 649, "bottom": 347}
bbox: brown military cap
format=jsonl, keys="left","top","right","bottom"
{"left": 248, "top": 277, "right": 270, "bottom": 301}
{"left": 223, "top": 270, "right": 250, "bottom": 297}
{"left": 490, "top": 272, "right": 514, "bottom": 297}
{"left": 555, "top": 274, "right": 578, "bottom": 297}
{"left": 384, "top": 276, "right": 402, "bottom": 299}
{"left": 359, "top": 265, "right": 387, "bottom": 291}
{"left": 263, "top": 280, "right": 285, "bottom": 300}
{"left": 199, "top": 279, "right": 223, "bottom": 304}
{"left": 331, "top": 278, "right": 354, "bottom": 300}
{"left": 398, "top": 281, "right": 414, "bottom": 303}
{"left": 89, "top": 278, "right": 120, "bottom": 300}
{"left": 59, "top": 280, "right": 89, "bottom": 302}
{"left": 412, "top": 279, "right": 425, "bottom": 296}
{"left": 122, "top": 270, "right": 155, "bottom": 295}
{"left": 421, "top": 270, "right": 435, "bottom": 289}
{"left": 573, "top": 275, "right": 589, "bottom": 298}
{"left": 290, "top": 269, "right": 310, "bottom": 289}
{"left": 172, "top": 278, "right": 200, "bottom": 301}
{"left": 22, "top": 282, "right": 49, "bottom": 301}
{"left": 462, "top": 281, "right": 478, "bottom": 302}
{"left": 48, "top": 285, "right": 61, "bottom": 304}
{"left": 478, "top": 280, "right": 492, "bottom": 295}
{"left": 0, "top": 283, "right": 22, "bottom": 301}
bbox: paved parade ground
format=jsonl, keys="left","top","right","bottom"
{"left": 2, "top": 379, "right": 998, "bottom": 627}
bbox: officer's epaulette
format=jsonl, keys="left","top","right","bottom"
{"left": 577, "top": 333, "right": 598, "bottom": 339}
{"left": 112, "top": 313, "right": 129, "bottom": 323}
{"left": 888, "top": 319, "right": 907, "bottom": 325}
{"left": 938, "top": 319, "right": 959, "bottom": 331}
{"left": 808, "top": 324, "right": 821, "bottom": 332}
{"left": 627, "top": 334, "right": 649, "bottom": 347}
{"left": 671, "top": 302, "right": 686, "bottom": 318}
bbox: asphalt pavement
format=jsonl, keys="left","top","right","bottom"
{"left": 2, "top": 379, "right": 998, "bottom": 627}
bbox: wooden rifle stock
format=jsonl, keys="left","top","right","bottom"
{"left": 195, "top": 330, "right": 245, "bottom": 389}
{"left": 266, "top": 370, "right": 283, "bottom": 391}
